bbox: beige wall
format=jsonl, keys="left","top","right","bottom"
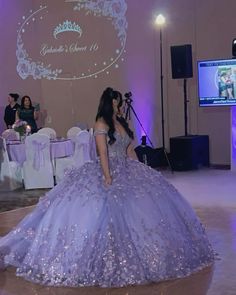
{"left": 0, "top": 0, "right": 235, "bottom": 165}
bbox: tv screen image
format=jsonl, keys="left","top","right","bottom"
{"left": 198, "top": 58, "right": 236, "bottom": 107}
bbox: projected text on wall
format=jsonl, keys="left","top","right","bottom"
{"left": 16, "top": 0, "right": 127, "bottom": 80}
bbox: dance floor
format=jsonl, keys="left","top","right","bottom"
{"left": 0, "top": 168, "right": 236, "bottom": 295}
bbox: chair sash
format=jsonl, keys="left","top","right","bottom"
{"left": 0, "top": 138, "right": 6, "bottom": 163}
{"left": 90, "top": 136, "right": 97, "bottom": 161}
{"left": 32, "top": 140, "right": 48, "bottom": 171}
{"left": 0, "top": 139, "right": 6, "bottom": 151}
{"left": 74, "top": 142, "right": 90, "bottom": 164}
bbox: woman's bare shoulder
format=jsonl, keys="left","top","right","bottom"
{"left": 94, "top": 119, "right": 108, "bottom": 131}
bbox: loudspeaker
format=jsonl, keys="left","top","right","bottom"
{"left": 170, "top": 135, "right": 209, "bottom": 171}
{"left": 170, "top": 44, "right": 193, "bottom": 79}
{"left": 232, "top": 39, "right": 236, "bottom": 57}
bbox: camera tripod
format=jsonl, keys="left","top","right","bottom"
{"left": 124, "top": 92, "right": 173, "bottom": 171}
{"left": 124, "top": 93, "right": 154, "bottom": 148}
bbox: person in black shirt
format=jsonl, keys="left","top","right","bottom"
{"left": 4, "top": 93, "right": 20, "bottom": 128}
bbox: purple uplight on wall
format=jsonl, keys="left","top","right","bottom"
{"left": 121, "top": 3, "right": 163, "bottom": 148}
{"left": 231, "top": 106, "right": 236, "bottom": 171}
{"left": 124, "top": 51, "right": 157, "bottom": 147}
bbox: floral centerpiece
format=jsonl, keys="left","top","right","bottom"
{"left": 12, "top": 120, "right": 31, "bottom": 137}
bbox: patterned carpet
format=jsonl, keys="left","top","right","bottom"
{"left": 0, "top": 188, "right": 49, "bottom": 213}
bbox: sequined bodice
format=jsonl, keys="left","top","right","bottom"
{"left": 107, "top": 131, "right": 131, "bottom": 159}
{"left": 94, "top": 129, "right": 131, "bottom": 160}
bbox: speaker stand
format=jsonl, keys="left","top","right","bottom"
{"left": 160, "top": 147, "right": 173, "bottom": 171}
{"left": 184, "top": 78, "right": 188, "bottom": 136}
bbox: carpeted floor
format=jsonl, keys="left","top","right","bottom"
{"left": 0, "top": 188, "right": 49, "bottom": 213}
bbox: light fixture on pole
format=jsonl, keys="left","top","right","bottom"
{"left": 155, "top": 14, "right": 165, "bottom": 149}
{"left": 155, "top": 14, "right": 172, "bottom": 170}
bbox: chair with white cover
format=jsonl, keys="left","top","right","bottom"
{"left": 55, "top": 130, "right": 91, "bottom": 184}
{"left": 23, "top": 134, "right": 54, "bottom": 189}
{"left": 1, "top": 129, "right": 20, "bottom": 141}
{"left": 37, "top": 127, "right": 56, "bottom": 140}
{"left": 75, "top": 122, "right": 89, "bottom": 130}
{"left": 0, "top": 136, "right": 22, "bottom": 191}
{"left": 67, "top": 126, "right": 81, "bottom": 141}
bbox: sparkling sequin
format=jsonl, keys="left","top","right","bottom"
{"left": 0, "top": 131, "right": 214, "bottom": 287}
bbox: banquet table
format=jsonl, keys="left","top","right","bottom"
{"left": 7, "top": 139, "right": 74, "bottom": 166}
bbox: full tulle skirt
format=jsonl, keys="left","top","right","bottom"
{"left": 0, "top": 158, "right": 214, "bottom": 287}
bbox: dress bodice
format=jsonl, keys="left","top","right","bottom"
{"left": 94, "top": 129, "right": 131, "bottom": 160}
{"left": 107, "top": 131, "right": 131, "bottom": 159}
{"left": 18, "top": 107, "right": 34, "bottom": 121}
{"left": 18, "top": 107, "right": 37, "bottom": 133}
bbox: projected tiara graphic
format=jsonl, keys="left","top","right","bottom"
{"left": 16, "top": 0, "right": 128, "bottom": 80}
{"left": 53, "top": 20, "right": 83, "bottom": 39}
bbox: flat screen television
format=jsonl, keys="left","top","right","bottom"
{"left": 198, "top": 58, "right": 236, "bottom": 106}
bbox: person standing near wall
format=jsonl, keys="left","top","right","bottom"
{"left": 4, "top": 93, "right": 20, "bottom": 129}
{"left": 16, "top": 95, "right": 38, "bottom": 133}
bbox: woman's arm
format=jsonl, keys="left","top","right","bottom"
{"left": 34, "top": 110, "right": 39, "bottom": 120}
{"left": 127, "top": 142, "right": 138, "bottom": 160}
{"left": 94, "top": 120, "right": 112, "bottom": 186}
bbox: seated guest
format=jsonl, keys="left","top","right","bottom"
{"left": 4, "top": 93, "right": 20, "bottom": 128}
{"left": 16, "top": 95, "right": 38, "bottom": 133}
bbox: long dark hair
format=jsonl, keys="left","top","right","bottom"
{"left": 96, "top": 87, "right": 134, "bottom": 145}
{"left": 21, "top": 95, "right": 33, "bottom": 109}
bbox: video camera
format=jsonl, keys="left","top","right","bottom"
{"left": 124, "top": 92, "right": 133, "bottom": 104}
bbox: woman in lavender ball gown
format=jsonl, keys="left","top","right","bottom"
{"left": 0, "top": 87, "right": 214, "bottom": 288}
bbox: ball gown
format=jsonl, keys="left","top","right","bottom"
{"left": 0, "top": 130, "right": 214, "bottom": 287}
